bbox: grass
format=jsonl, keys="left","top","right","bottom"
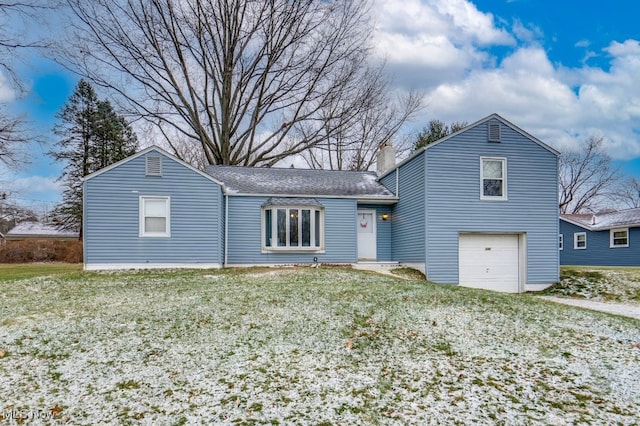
{"left": 0, "top": 263, "right": 82, "bottom": 282}
{"left": 541, "top": 266, "right": 640, "bottom": 303}
{"left": 0, "top": 265, "right": 639, "bottom": 424}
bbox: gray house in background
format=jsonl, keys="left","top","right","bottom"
{"left": 560, "top": 209, "right": 640, "bottom": 266}
{"left": 83, "top": 113, "right": 560, "bottom": 293}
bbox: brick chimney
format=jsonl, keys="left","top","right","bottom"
{"left": 376, "top": 143, "right": 396, "bottom": 176}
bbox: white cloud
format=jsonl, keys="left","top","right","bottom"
{"left": 372, "top": 0, "right": 513, "bottom": 84}
{"left": 0, "top": 71, "right": 16, "bottom": 103}
{"left": 5, "top": 175, "right": 62, "bottom": 205}
{"left": 372, "top": 0, "right": 640, "bottom": 160}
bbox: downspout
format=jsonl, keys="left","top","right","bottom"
{"left": 224, "top": 191, "right": 229, "bottom": 267}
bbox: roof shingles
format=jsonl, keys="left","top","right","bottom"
{"left": 561, "top": 208, "right": 640, "bottom": 230}
{"left": 205, "top": 165, "right": 396, "bottom": 199}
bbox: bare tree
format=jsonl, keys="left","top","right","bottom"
{"left": 0, "top": 1, "right": 54, "bottom": 169}
{"left": 0, "top": 110, "right": 29, "bottom": 168}
{"left": 610, "top": 177, "right": 640, "bottom": 209}
{"left": 299, "top": 65, "right": 422, "bottom": 171}
{"left": 559, "top": 136, "right": 621, "bottom": 214}
{"left": 59, "top": 0, "right": 384, "bottom": 167}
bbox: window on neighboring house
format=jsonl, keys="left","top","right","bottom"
{"left": 263, "top": 206, "right": 323, "bottom": 251}
{"left": 574, "top": 232, "right": 586, "bottom": 249}
{"left": 140, "top": 196, "right": 170, "bottom": 237}
{"left": 559, "top": 234, "right": 563, "bottom": 250}
{"left": 481, "top": 157, "right": 507, "bottom": 200}
{"left": 610, "top": 228, "right": 629, "bottom": 248}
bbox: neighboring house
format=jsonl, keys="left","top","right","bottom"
{"left": 560, "top": 209, "right": 640, "bottom": 266}
{"left": 5, "top": 221, "right": 79, "bottom": 241}
{"left": 83, "top": 113, "right": 560, "bottom": 293}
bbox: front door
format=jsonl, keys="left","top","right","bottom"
{"left": 357, "top": 209, "right": 377, "bottom": 260}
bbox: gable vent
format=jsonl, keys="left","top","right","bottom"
{"left": 146, "top": 156, "right": 162, "bottom": 176}
{"left": 488, "top": 123, "right": 501, "bottom": 142}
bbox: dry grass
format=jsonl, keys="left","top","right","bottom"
{"left": 0, "top": 267, "right": 639, "bottom": 424}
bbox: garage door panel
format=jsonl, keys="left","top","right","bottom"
{"left": 459, "top": 234, "right": 520, "bottom": 293}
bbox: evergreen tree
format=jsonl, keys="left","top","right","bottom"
{"left": 49, "top": 80, "right": 138, "bottom": 237}
{"left": 412, "top": 120, "right": 468, "bottom": 151}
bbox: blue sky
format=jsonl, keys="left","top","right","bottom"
{"left": 2, "top": 0, "right": 640, "bottom": 208}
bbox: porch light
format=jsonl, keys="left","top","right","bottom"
{"left": 381, "top": 213, "right": 389, "bottom": 221}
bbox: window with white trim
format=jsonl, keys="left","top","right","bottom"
{"left": 140, "top": 196, "right": 170, "bottom": 237}
{"left": 559, "top": 234, "right": 563, "bottom": 250}
{"left": 574, "top": 232, "right": 586, "bottom": 249}
{"left": 481, "top": 157, "right": 507, "bottom": 200}
{"left": 610, "top": 228, "right": 629, "bottom": 248}
{"left": 263, "top": 206, "right": 323, "bottom": 251}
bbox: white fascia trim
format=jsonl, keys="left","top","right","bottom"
{"left": 83, "top": 145, "right": 226, "bottom": 187}
{"left": 559, "top": 216, "right": 592, "bottom": 231}
{"left": 226, "top": 192, "right": 398, "bottom": 202}
{"left": 84, "top": 263, "right": 222, "bottom": 271}
{"left": 377, "top": 113, "right": 560, "bottom": 181}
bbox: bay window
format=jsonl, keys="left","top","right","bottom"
{"left": 263, "top": 204, "right": 323, "bottom": 251}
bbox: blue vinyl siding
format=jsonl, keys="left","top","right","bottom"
{"left": 358, "top": 204, "right": 393, "bottom": 261}
{"left": 226, "top": 197, "right": 357, "bottom": 264}
{"left": 84, "top": 150, "right": 222, "bottom": 265}
{"left": 388, "top": 155, "right": 426, "bottom": 263}
{"left": 560, "top": 220, "right": 640, "bottom": 266}
{"left": 424, "top": 119, "right": 559, "bottom": 284}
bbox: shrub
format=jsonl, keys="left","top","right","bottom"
{"left": 0, "top": 240, "right": 83, "bottom": 263}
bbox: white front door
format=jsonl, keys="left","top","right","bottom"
{"left": 357, "top": 210, "right": 377, "bottom": 260}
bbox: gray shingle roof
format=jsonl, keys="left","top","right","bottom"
{"left": 205, "top": 165, "right": 396, "bottom": 199}
{"left": 561, "top": 208, "right": 640, "bottom": 230}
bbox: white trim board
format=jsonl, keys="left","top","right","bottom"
{"left": 84, "top": 263, "right": 222, "bottom": 271}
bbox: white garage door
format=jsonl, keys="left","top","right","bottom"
{"left": 459, "top": 234, "right": 521, "bottom": 293}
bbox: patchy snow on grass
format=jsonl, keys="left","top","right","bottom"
{"left": 1, "top": 268, "right": 639, "bottom": 424}
{"left": 543, "top": 267, "right": 640, "bottom": 304}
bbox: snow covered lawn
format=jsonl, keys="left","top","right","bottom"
{"left": 1, "top": 267, "right": 639, "bottom": 424}
{"left": 542, "top": 267, "right": 640, "bottom": 304}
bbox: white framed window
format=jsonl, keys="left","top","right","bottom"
{"left": 139, "top": 196, "right": 170, "bottom": 237}
{"left": 574, "top": 232, "right": 586, "bottom": 250}
{"left": 480, "top": 157, "right": 507, "bottom": 200}
{"left": 610, "top": 228, "right": 629, "bottom": 248}
{"left": 559, "top": 234, "right": 563, "bottom": 250}
{"left": 262, "top": 206, "right": 324, "bottom": 251}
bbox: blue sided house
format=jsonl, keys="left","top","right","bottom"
{"left": 83, "top": 114, "right": 560, "bottom": 293}
{"left": 560, "top": 209, "right": 640, "bottom": 266}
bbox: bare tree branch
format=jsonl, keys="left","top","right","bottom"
{"left": 58, "top": 0, "right": 383, "bottom": 167}
{"left": 559, "top": 136, "right": 622, "bottom": 213}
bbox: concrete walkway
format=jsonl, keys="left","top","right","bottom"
{"left": 540, "top": 296, "right": 640, "bottom": 320}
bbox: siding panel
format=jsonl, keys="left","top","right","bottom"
{"left": 227, "top": 197, "right": 357, "bottom": 264}
{"left": 84, "top": 150, "right": 222, "bottom": 266}
{"left": 388, "top": 155, "right": 426, "bottom": 263}
{"left": 560, "top": 221, "right": 640, "bottom": 266}
{"left": 425, "top": 119, "right": 559, "bottom": 285}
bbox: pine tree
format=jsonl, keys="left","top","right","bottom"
{"left": 49, "top": 80, "right": 138, "bottom": 237}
